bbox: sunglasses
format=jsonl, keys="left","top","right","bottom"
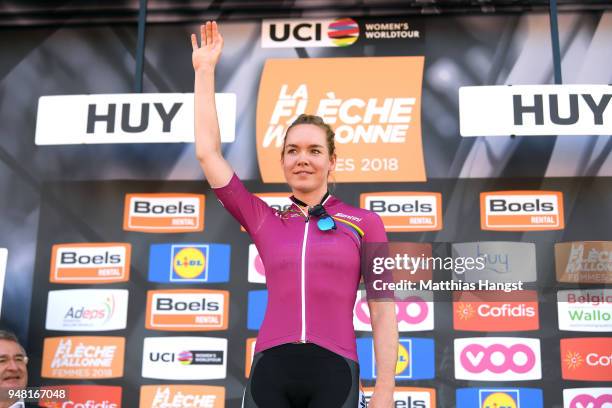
{"left": 308, "top": 204, "right": 336, "bottom": 231}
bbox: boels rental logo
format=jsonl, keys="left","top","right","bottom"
{"left": 256, "top": 57, "right": 426, "bottom": 183}
{"left": 123, "top": 193, "right": 204, "bottom": 233}
{"left": 480, "top": 191, "right": 564, "bottom": 231}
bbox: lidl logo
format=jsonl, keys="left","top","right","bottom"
{"left": 480, "top": 191, "right": 564, "bottom": 231}
{"left": 50, "top": 243, "right": 130, "bottom": 284}
{"left": 561, "top": 337, "right": 612, "bottom": 381}
{"left": 360, "top": 192, "right": 442, "bottom": 231}
{"left": 123, "top": 193, "right": 204, "bottom": 233}
{"left": 247, "top": 290, "right": 268, "bottom": 330}
{"left": 146, "top": 289, "right": 229, "bottom": 331}
{"left": 456, "top": 387, "right": 543, "bottom": 408}
{"left": 148, "top": 243, "right": 230, "bottom": 283}
{"left": 140, "top": 385, "right": 225, "bottom": 408}
{"left": 357, "top": 337, "right": 434, "bottom": 380}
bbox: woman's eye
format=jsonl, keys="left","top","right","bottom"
{"left": 311, "top": 149, "right": 321, "bottom": 154}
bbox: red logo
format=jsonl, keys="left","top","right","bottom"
{"left": 453, "top": 291, "right": 539, "bottom": 331}
{"left": 561, "top": 338, "right": 612, "bottom": 381}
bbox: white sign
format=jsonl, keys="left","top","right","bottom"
{"left": 0, "top": 249, "right": 6, "bottom": 318}
{"left": 46, "top": 289, "right": 129, "bottom": 331}
{"left": 563, "top": 387, "right": 612, "bottom": 408}
{"left": 142, "top": 337, "right": 227, "bottom": 380}
{"left": 35, "top": 93, "right": 236, "bottom": 145}
{"left": 558, "top": 289, "right": 612, "bottom": 332}
{"left": 459, "top": 85, "right": 612, "bottom": 136}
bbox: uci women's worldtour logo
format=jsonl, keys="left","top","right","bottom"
{"left": 262, "top": 19, "right": 359, "bottom": 48}
{"left": 148, "top": 243, "right": 230, "bottom": 283}
{"left": 142, "top": 337, "right": 227, "bottom": 380}
{"left": 362, "top": 387, "right": 436, "bottom": 407}
{"left": 256, "top": 57, "right": 426, "bottom": 183}
{"left": 456, "top": 387, "right": 543, "bottom": 408}
{"left": 360, "top": 192, "right": 442, "bottom": 231}
{"left": 557, "top": 289, "right": 612, "bottom": 332}
{"left": 480, "top": 191, "right": 564, "bottom": 231}
{"left": 50, "top": 243, "right": 131, "bottom": 284}
{"left": 140, "top": 385, "right": 225, "bottom": 408}
{"left": 45, "top": 289, "right": 129, "bottom": 331}
{"left": 39, "top": 385, "right": 122, "bottom": 408}
{"left": 146, "top": 289, "right": 229, "bottom": 331}
{"left": 561, "top": 337, "right": 612, "bottom": 381}
{"left": 123, "top": 193, "right": 204, "bottom": 233}
{"left": 454, "top": 337, "right": 541, "bottom": 381}
{"left": 41, "top": 336, "right": 125, "bottom": 379}
{"left": 555, "top": 241, "right": 612, "bottom": 283}
{"left": 563, "top": 388, "right": 612, "bottom": 408}
{"left": 354, "top": 290, "right": 434, "bottom": 332}
{"left": 453, "top": 290, "right": 539, "bottom": 332}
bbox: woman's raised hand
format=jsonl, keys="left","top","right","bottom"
{"left": 191, "top": 21, "right": 224, "bottom": 72}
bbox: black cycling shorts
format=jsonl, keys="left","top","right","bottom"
{"left": 242, "top": 342, "right": 366, "bottom": 408}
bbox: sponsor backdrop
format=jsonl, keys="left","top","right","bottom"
{"left": 0, "top": 10, "right": 609, "bottom": 408}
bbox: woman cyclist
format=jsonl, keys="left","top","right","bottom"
{"left": 191, "top": 21, "right": 398, "bottom": 408}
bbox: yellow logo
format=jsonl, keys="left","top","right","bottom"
{"left": 564, "top": 351, "right": 583, "bottom": 370}
{"left": 482, "top": 392, "right": 518, "bottom": 408}
{"left": 395, "top": 343, "right": 410, "bottom": 374}
{"left": 173, "top": 247, "right": 206, "bottom": 279}
{"left": 456, "top": 303, "right": 475, "bottom": 321}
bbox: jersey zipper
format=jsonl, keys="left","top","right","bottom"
{"left": 300, "top": 216, "right": 309, "bottom": 343}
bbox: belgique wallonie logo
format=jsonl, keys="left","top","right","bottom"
{"left": 256, "top": 57, "right": 426, "bottom": 183}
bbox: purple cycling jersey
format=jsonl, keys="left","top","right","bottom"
{"left": 213, "top": 174, "right": 388, "bottom": 362}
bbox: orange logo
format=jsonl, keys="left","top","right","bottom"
{"left": 245, "top": 338, "right": 257, "bottom": 378}
{"left": 256, "top": 57, "right": 426, "bottom": 183}
{"left": 360, "top": 192, "right": 442, "bottom": 231}
{"left": 41, "top": 336, "right": 125, "bottom": 379}
{"left": 145, "top": 289, "right": 230, "bottom": 331}
{"left": 50, "top": 243, "right": 130, "bottom": 284}
{"left": 561, "top": 337, "right": 612, "bottom": 381}
{"left": 555, "top": 241, "right": 612, "bottom": 283}
{"left": 39, "top": 385, "right": 122, "bottom": 407}
{"left": 480, "top": 191, "right": 564, "bottom": 231}
{"left": 362, "top": 386, "right": 435, "bottom": 407}
{"left": 453, "top": 291, "right": 539, "bottom": 331}
{"left": 123, "top": 193, "right": 204, "bottom": 233}
{"left": 139, "top": 385, "right": 225, "bottom": 408}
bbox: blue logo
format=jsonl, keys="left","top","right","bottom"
{"left": 148, "top": 243, "right": 230, "bottom": 283}
{"left": 456, "top": 387, "right": 543, "bottom": 408}
{"left": 357, "top": 337, "right": 434, "bottom": 380}
{"left": 247, "top": 290, "right": 268, "bottom": 330}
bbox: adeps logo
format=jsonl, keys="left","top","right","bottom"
{"left": 480, "top": 191, "right": 564, "bottom": 231}
{"left": 256, "top": 57, "right": 426, "bottom": 183}
{"left": 262, "top": 19, "right": 359, "bottom": 48}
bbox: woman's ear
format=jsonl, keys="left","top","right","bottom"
{"left": 329, "top": 153, "right": 337, "bottom": 172}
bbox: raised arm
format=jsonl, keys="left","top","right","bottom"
{"left": 191, "top": 21, "right": 233, "bottom": 188}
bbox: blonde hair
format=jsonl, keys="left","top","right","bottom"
{"left": 281, "top": 114, "right": 335, "bottom": 158}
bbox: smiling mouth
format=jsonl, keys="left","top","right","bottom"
{"left": 294, "top": 171, "right": 313, "bottom": 175}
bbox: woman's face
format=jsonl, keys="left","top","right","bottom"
{"left": 281, "top": 124, "right": 336, "bottom": 194}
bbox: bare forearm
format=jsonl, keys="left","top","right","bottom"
{"left": 371, "top": 302, "right": 398, "bottom": 386}
{"left": 194, "top": 68, "right": 221, "bottom": 159}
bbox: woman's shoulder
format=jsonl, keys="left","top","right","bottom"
{"left": 328, "top": 196, "right": 383, "bottom": 228}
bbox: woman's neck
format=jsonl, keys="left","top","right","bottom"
{"left": 292, "top": 186, "right": 329, "bottom": 208}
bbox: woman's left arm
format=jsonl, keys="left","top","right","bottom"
{"left": 368, "top": 299, "right": 398, "bottom": 408}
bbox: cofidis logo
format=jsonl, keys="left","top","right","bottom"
{"left": 456, "top": 387, "right": 543, "bottom": 408}
{"left": 123, "top": 193, "right": 204, "bottom": 233}
{"left": 360, "top": 192, "right": 442, "bottom": 231}
{"left": 262, "top": 19, "right": 359, "bottom": 48}
{"left": 561, "top": 338, "right": 612, "bottom": 381}
{"left": 148, "top": 243, "right": 230, "bottom": 283}
{"left": 454, "top": 337, "right": 541, "bottom": 381}
{"left": 354, "top": 290, "right": 434, "bottom": 332}
{"left": 50, "top": 243, "right": 130, "bottom": 284}
{"left": 139, "top": 385, "right": 225, "bottom": 408}
{"left": 362, "top": 387, "right": 435, "bottom": 407}
{"left": 480, "top": 191, "right": 564, "bottom": 231}
{"left": 46, "top": 289, "right": 129, "bottom": 331}
{"left": 146, "top": 289, "right": 229, "bottom": 331}
{"left": 256, "top": 57, "right": 426, "bottom": 183}
{"left": 357, "top": 337, "right": 434, "bottom": 380}
{"left": 39, "top": 385, "right": 122, "bottom": 408}
{"left": 41, "top": 336, "right": 125, "bottom": 379}
{"left": 142, "top": 337, "right": 227, "bottom": 380}
{"left": 558, "top": 289, "right": 612, "bottom": 332}
{"left": 453, "top": 290, "right": 539, "bottom": 332}
{"left": 555, "top": 241, "right": 612, "bottom": 284}
{"left": 563, "top": 388, "right": 612, "bottom": 408}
